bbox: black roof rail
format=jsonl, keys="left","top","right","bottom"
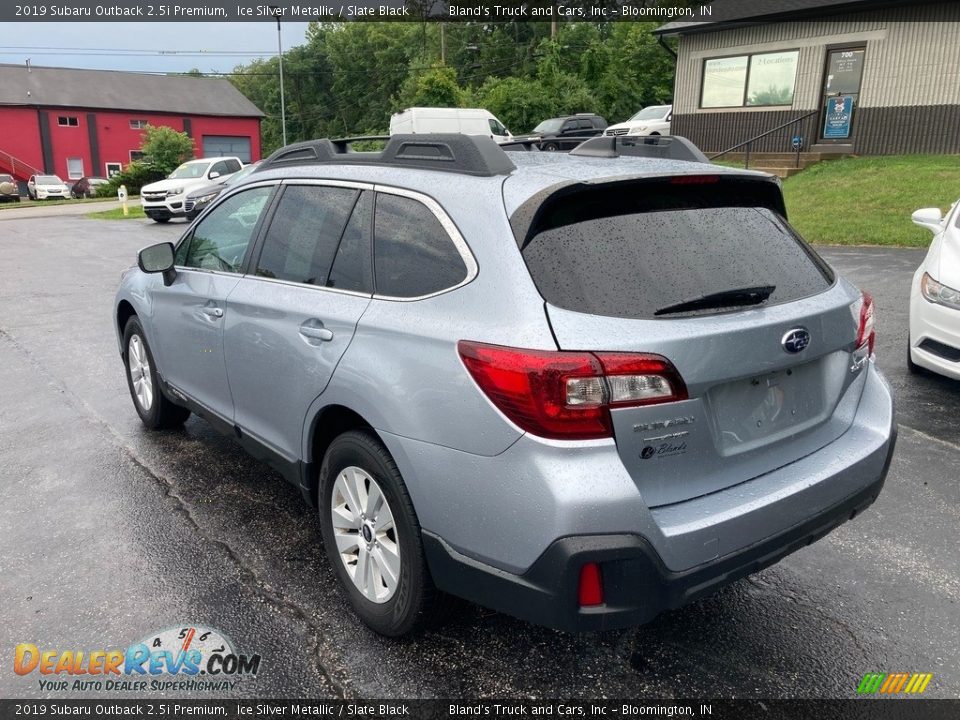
{"left": 569, "top": 135, "right": 710, "bottom": 164}
{"left": 254, "top": 133, "right": 516, "bottom": 177}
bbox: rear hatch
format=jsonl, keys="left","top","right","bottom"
{"left": 516, "top": 174, "right": 865, "bottom": 507}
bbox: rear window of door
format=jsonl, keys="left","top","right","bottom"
{"left": 255, "top": 185, "right": 358, "bottom": 287}
{"left": 177, "top": 186, "right": 273, "bottom": 272}
{"left": 520, "top": 179, "right": 833, "bottom": 319}
{"left": 373, "top": 193, "right": 468, "bottom": 298}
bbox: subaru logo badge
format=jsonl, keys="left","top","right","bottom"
{"left": 781, "top": 328, "right": 811, "bottom": 354}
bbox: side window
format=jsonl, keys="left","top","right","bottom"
{"left": 182, "top": 186, "right": 273, "bottom": 272}
{"left": 328, "top": 190, "right": 373, "bottom": 293}
{"left": 561, "top": 120, "right": 577, "bottom": 133}
{"left": 488, "top": 119, "right": 507, "bottom": 136}
{"left": 373, "top": 193, "right": 467, "bottom": 298}
{"left": 255, "top": 185, "right": 357, "bottom": 286}
{"left": 210, "top": 161, "right": 228, "bottom": 177}
{"left": 225, "top": 159, "right": 242, "bottom": 174}
{"left": 579, "top": 119, "right": 595, "bottom": 131}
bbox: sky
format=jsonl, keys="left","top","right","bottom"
{"left": 0, "top": 23, "right": 313, "bottom": 75}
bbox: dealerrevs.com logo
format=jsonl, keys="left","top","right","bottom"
{"left": 14, "top": 625, "right": 261, "bottom": 693}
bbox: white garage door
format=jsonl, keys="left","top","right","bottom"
{"left": 202, "top": 136, "right": 252, "bottom": 162}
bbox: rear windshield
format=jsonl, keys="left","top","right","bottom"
{"left": 520, "top": 180, "right": 833, "bottom": 319}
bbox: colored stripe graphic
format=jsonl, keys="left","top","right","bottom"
{"left": 857, "top": 673, "right": 932, "bottom": 695}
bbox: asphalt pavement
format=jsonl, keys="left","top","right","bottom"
{"left": 1, "top": 215, "right": 957, "bottom": 700}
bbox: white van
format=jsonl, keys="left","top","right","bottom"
{"left": 389, "top": 107, "right": 513, "bottom": 144}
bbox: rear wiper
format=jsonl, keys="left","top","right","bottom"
{"left": 654, "top": 285, "right": 776, "bottom": 316}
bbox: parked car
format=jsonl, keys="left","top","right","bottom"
{"left": 140, "top": 157, "right": 243, "bottom": 223}
{"left": 908, "top": 202, "right": 960, "bottom": 380}
{"left": 116, "top": 133, "right": 895, "bottom": 637}
{"left": 184, "top": 161, "right": 261, "bottom": 221}
{"left": 521, "top": 114, "right": 608, "bottom": 151}
{"left": 71, "top": 176, "right": 109, "bottom": 199}
{"left": 27, "top": 174, "right": 70, "bottom": 200}
{"left": 390, "top": 107, "right": 513, "bottom": 144}
{"left": 605, "top": 104, "right": 673, "bottom": 137}
{"left": 0, "top": 173, "right": 20, "bottom": 202}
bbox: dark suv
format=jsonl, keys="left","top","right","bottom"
{"left": 528, "top": 114, "right": 608, "bottom": 151}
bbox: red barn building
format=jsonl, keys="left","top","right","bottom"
{"left": 0, "top": 63, "right": 264, "bottom": 185}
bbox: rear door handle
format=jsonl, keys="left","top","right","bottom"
{"left": 201, "top": 306, "right": 223, "bottom": 318}
{"left": 299, "top": 321, "right": 334, "bottom": 342}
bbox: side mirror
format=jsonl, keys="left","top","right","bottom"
{"left": 209, "top": 171, "right": 221, "bottom": 179}
{"left": 138, "top": 242, "right": 176, "bottom": 286}
{"left": 911, "top": 207, "right": 944, "bottom": 234}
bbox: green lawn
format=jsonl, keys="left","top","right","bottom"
{"left": 86, "top": 205, "right": 146, "bottom": 220}
{"left": 782, "top": 155, "right": 959, "bottom": 247}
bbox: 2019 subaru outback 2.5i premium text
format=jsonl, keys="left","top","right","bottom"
{"left": 115, "top": 134, "right": 896, "bottom": 636}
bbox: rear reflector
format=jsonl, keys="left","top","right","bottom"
{"left": 578, "top": 562, "right": 604, "bottom": 607}
{"left": 457, "top": 341, "right": 687, "bottom": 440}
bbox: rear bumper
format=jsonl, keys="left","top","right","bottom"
{"left": 424, "top": 446, "right": 891, "bottom": 633}
{"left": 411, "top": 364, "right": 896, "bottom": 632}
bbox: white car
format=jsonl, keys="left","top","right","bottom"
{"left": 908, "top": 202, "right": 960, "bottom": 380}
{"left": 604, "top": 105, "right": 672, "bottom": 137}
{"left": 27, "top": 174, "right": 70, "bottom": 200}
{"left": 140, "top": 157, "right": 243, "bottom": 223}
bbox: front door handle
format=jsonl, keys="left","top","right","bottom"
{"left": 299, "top": 321, "right": 334, "bottom": 342}
{"left": 201, "top": 306, "right": 224, "bottom": 318}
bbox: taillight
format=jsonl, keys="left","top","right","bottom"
{"left": 670, "top": 175, "right": 719, "bottom": 185}
{"left": 457, "top": 341, "right": 687, "bottom": 440}
{"left": 856, "top": 292, "right": 876, "bottom": 355}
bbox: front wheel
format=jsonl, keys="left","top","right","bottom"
{"left": 542, "top": 142, "right": 560, "bottom": 152}
{"left": 123, "top": 317, "right": 191, "bottom": 429}
{"left": 152, "top": 217, "right": 170, "bottom": 224}
{"left": 319, "top": 430, "right": 445, "bottom": 636}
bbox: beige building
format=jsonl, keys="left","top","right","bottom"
{"left": 656, "top": 1, "right": 960, "bottom": 155}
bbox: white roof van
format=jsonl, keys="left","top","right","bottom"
{"left": 389, "top": 107, "right": 513, "bottom": 144}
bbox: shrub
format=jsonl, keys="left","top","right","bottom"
{"left": 99, "top": 161, "right": 165, "bottom": 197}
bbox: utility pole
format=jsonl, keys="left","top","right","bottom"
{"left": 440, "top": 22, "right": 446, "bottom": 64}
{"left": 269, "top": 6, "right": 287, "bottom": 147}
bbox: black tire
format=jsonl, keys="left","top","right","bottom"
{"left": 153, "top": 217, "right": 170, "bottom": 224}
{"left": 319, "top": 430, "right": 446, "bottom": 636}
{"left": 122, "top": 316, "right": 191, "bottom": 430}
{"left": 542, "top": 142, "right": 560, "bottom": 152}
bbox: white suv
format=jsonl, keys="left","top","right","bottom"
{"left": 605, "top": 105, "right": 672, "bottom": 138}
{"left": 141, "top": 157, "right": 242, "bottom": 223}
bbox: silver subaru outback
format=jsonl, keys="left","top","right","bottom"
{"left": 115, "top": 134, "right": 895, "bottom": 636}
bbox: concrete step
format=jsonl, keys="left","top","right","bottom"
{"left": 717, "top": 152, "right": 828, "bottom": 163}
{"left": 741, "top": 158, "right": 819, "bottom": 169}
{"left": 749, "top": 166, "right": 805, "bottom": 179}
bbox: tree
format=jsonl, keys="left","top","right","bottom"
{"left": 139, "top": 125, "right": 194, "bottom": 175}
{"left": 396, "top": 64, "right": 467, "bottom": 109}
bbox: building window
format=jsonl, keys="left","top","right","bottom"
{"left": 129, "top": 151, "right": 145, "bottom": 162}
{"left": 66, "top": 158, "right": 84, "bottom": 180}
{"left": 129, "top": 119, "right": 148, "bottom": 129}
{"left": 701, "top": 50, "right": 799, "bottom": 108}
{"left": 57, "top": 116, "right": 79, "bottom": 127}
{"left": 105, "top": 162, "right": 122, "bottom": 178}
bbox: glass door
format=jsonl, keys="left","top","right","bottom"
{"left": 820, "top": 47, "right": 866, "bottom": 141}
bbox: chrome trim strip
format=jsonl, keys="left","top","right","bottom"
{"left": 238, "top": 272, "right": 373, "bottom": 299}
